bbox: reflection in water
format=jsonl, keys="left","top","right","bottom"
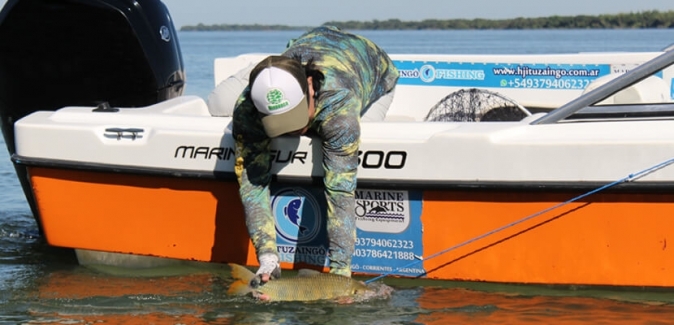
{"left": 414, "top": 287, "right": 674, "bottom": 324}
{"left": 2, "top": 208, "right": 674, "bottom": 325}
{"left": 12, "top": 262, "right": 674, "bottom": 324}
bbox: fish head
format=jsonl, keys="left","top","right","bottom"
{"left": 349, "top": 280, "right": 376, "bottom": 297}
{"left": 351, "top": 281, "right": 394, "bottom": 301}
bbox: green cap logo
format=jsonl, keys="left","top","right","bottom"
{"left": 266, "top": 88, "right": 290, "bottom": 111}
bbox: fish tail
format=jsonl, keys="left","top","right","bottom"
{"left": 227, "top": 263, "right": 255, "bottom": 296}
{"left": 227, "top": 279, "right": 252, "bottom": 296}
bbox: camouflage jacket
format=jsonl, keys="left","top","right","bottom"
{"left": 232, "top": 26, "right": 399, "bottom": 259}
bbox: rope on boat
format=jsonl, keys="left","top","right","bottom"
{"left": 364, "top": 157, "right": 674, "bottom": 284}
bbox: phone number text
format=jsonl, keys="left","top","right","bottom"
{"left": 501, "top": 78, "right": 592, "bottom": 89}
{"left": 354, "top": 249, "right": 418, "bottom": 260}
{"left": 356, "top": 237, "right": 415, "bottom": 249}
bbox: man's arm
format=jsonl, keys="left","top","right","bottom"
{"left": 318, "top": 100, "right": 362, "bottom": 276}
{"left": 232, "top": 98, "right": 277, "bottom": 258}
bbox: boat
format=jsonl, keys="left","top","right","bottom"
{"left": 3, "top": 0, "right": 674, "bottom": 288}
{"left": 0, "top": 0, "right": 186, "bottom": 229}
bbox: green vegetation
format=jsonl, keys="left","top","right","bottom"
{"left": 180, "top": 10, "right": 674, "bottom": 31}
{"left": 181, "top": 23, "right": 308, "bottom": 31}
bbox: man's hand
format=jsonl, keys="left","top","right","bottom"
{"left": 249, "top": 267, "right": 281, "bottom": 287}
{"left": 253, "top": 253, "right": 281, "bottom": 287}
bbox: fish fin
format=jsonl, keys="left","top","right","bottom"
{"left": 228, "top": 263, "right": 256, "bottom": 283}
{"left": 297, "top": 269, "right": 322, "bottom": 277}
{"left": 227, "top": 263, "right": 256, "bottom": 296}
{"left": 227, "top": 279, "right": 252, "bottom": 296}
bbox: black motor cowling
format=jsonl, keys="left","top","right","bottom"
{"left": 0, "top": 0, "right": 185, "bottom": 230}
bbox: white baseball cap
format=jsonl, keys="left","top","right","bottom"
{"left": 250, "top": 59, "right": 309, "bottom": 138}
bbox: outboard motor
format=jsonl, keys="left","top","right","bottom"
{"left": 0, "top": 0, "right": 185, "bottom": 233}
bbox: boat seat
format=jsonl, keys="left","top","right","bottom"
{"left": 583, "top": 74, "right": 672, "bottom": 105}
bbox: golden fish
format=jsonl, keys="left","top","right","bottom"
{"left": 227, "top": 263, "right": 374, "bottom": 302}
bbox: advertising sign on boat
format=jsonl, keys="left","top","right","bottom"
{"left": 395, "top": 60, "right": 612, "bottom": 90}
{"left": 270, "top": 185, "right": 425, "bottom": 277}
{"left": 352, "top": 189, "right": 425, "bottom": 277}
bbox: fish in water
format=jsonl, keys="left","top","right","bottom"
{"left": 227, "top": 263, "right": 375, "bottom": 302}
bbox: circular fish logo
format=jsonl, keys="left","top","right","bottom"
{"left": 272, "top": 188, "right": 321, "bottom": 244}
{"left": 419, "top": 64, "right": 436, "bottom": 83}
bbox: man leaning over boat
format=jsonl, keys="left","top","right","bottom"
{"left": 207, "top": 26, "right": 399, "bottom": 283}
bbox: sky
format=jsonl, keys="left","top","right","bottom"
{"left": 159, "top": 0, "right": 674, "bottom": 29}
{"left": 0, "top": 0, "right": 672, "bottom": 28}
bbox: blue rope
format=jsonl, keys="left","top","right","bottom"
{"left": 364, "top": 157, "right": 674, "bottom": 284}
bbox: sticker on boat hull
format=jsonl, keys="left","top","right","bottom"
{"left": 395, "top": 60, "right": 611, "bottom": 90}
{"left": 271, "top": 186, "right": 329, "bottom": 267}
{"left": 353, "top": 189, "right": 424, "bottom": 277}
{"left": 270, "top": 185, "right": 425, "bottom": 276}
{"left": 355, "top": 190, "right": 410, "bottom": 233}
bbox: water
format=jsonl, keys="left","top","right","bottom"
{"left": 3, "top": 29, "right": 674, "bottom": 324}
{"left": 181, "top": 29, "right": 674, "bottom": 99}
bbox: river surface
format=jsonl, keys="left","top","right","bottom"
{"left": 2, "top": 29, "right": 674, "bottom": 324}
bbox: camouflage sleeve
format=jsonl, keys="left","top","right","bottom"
{"left": 232, "top": 94, "right": 277, "bottom": 258}
{"left": 317, "top": 92, "right": 361, "bottom": 275}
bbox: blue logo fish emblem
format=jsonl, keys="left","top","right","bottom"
{"left": 284, "top": 198, "right": 309, "bottom": 235}
{"left": 419, "top": 64, "right": 436, "bottom": 83}
{"left": 272, "top": 188, "right": 322, "bottom": 244}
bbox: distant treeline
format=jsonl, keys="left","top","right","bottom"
{"left": 180, "top": 10, "right": 674, "bottom": 31}
{"left": 181, "top": 23, "right": 309, "bottom": 31}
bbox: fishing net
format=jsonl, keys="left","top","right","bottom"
{"left": 424, "top": 88, "right": 531, "bottom": 122}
